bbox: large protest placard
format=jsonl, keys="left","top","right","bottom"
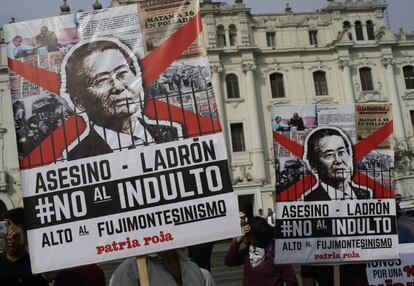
{"left": 4, "top": 1, "right": 240, "bottom": 273}
{"left": 366, "top": 243, "right": 414, "bottom": 285}
{"left": 272, "top": 104, "right": 398, "bottom": 264}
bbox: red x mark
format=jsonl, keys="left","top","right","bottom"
{"left": 9, "top": 10, "right": 221, "bottom": 169}
{"left": 273, "top": 120, "right": 394, "bottom": 201}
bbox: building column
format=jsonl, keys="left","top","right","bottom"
{"left": 224, "top": 28, "right": 230, "bottom": 47}
{"left": 0, "top": 137, "right": 3, "bottom": 171}
{"left": 242, "top": 62, "right": 266, "bottom": 182}
{"left": 382, "top": 58, "right": 406, "bottom": 140}
{"left": 338, "top": 60, "right": 355, "bottom": 103}
{"left": 211, "top": 65, "right": 223, "bottom": 117}
{"left": 210, "top": 64, "right": 227, "bottom": 136}
{"left": 362, "top": 23, "right": 368, "bottom": 41}
{"left": 0, "top": 89, "right": 4, "bottom": 171}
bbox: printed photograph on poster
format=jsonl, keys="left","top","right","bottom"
{"left": 275, "top": 156, "right": 308, "bottom": 194}
{"left": 77, "top": 5, "right": 145, "bottom": 60}
{"left": 5, "top": 1, "right": 241, "bottom": 274}
{"left": 356, "top": 150, "right": 394, "bottom": 191}
{"left": 149, "top": 57, "right": 213, "bottom": 99}
{"left": 356, "top": 103, "right": 393, "bottom": 149}
{"left": 316, "top": 104, "right": 356, "bottom": 140}
{"left": 272, "top": 103, "right": 398, "bottom": 265}
{"left": 4, "top": 14, "right": 78, "bottom": 59}
{"left": 272, "top": 104, "right": 317, "bottom": 132}
{"left": 302, "top": 126, "right": 372, "bottom": 201}
{"left": 138, "top": 0, "right": 205, "bottom": 58}
{"left": 147, "top": 56, "right": 218, "bottom": 124}
{"left": 12, "top": 95, "right": 72, "bottom": 160}
{"left": 4, "top": 15, "right": 79, "bottom": 161}
{"left": 59, "top": 37, "right": 182, "bottom": 160}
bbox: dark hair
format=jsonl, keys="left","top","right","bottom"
{"left": 64, "top": 40, "right": 137, "bottom": 106}
{"left": 13, "top": 35, "right": 23, "bottom": 41}
{"left": 4, "top": 207, "right": 26, "bottom": 230}
{"left": 305, "top": 127, "right": 351, "bottom": 169}
{"left": 247, "top": 216, "right": 274, "bottom": 248}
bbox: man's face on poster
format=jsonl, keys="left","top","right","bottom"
{"left": 80, "top": 48, "right": 143, "bottom": 124}
{"left": 41, "top": 27, "right": 48, "bottom": 35}
{"left": 312, "top": 135, "right": 353, "bottom": 185}
{"left": 13, "top": 37, "right": 23, "bottom": 47}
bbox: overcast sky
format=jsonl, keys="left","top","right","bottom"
{"left": 1, "top": 0, "right": 413, "bottom": 32}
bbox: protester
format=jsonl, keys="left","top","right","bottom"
{"left": 110, "top": 249, "right": 212, "bottom": 286}
{"left": 266, "top": 208, "right": 276, "bottom": 227}
{"left": 0, "top": 207, "right": 48, "bottom": 286}
{"left": 396, "top": 195, "right": 414, "bottom": 243}
{"left": 180, "top": 246, "right": 215, "bottom": 286}
{"left": 189, "top": 242, "right": 215, "bottom": 271}
{"left": 42, "top": 264, "right": 106, "bottom": 286}
{"left": 239, "top": 211, "right": 248, "bottom": 228}
{"left": 257, "top": 208, "right": 266, "bottom": 219}
{"left": 224, "top": 216, "right": 298, "bottom": 286}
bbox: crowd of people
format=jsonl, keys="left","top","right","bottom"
{"left": 13, "top": 95, "right": 72, "bottom": 159}
{"left": 1, "top": 203, "right": 414, "bottom": 286}
{"left": 150, "top": 64, "right": 212, "bottom": 100}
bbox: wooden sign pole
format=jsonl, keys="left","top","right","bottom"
{"left": 333, "top": 265, "right": 340, "bottom": 286}
{"left": 136, "top": 256, "right": 150, "bottom": 286}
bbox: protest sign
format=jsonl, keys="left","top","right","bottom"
{"left": 367, "top": 243, "right": 414, "bottom": 286}
{"left": 4, "top": 1, "right": 240, "bottom": 273}
{"left": 272, "top": 104, "right": 398, "bottom": 264}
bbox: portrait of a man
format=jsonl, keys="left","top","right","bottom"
{"left": 302, "top": 126, "right": 372, "bottom": 201}
{"left": 273, "top": 116, "right": 289, "bottom": 131}
{"left": 61, "top": 38, "right": 182, "bottom": 160}
{"left": 35, "top": 26, "right": 59, "bottom": 52}
{"left": 288, "top": 112, "right": 305, "bottom": 131}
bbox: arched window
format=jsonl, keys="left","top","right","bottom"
{"left": 313, "top": 71, "right": 328, "bottom": 96}
{"left": 216, "top": 25, "right": 226, "bottom": 47}
{"left": 343, "top": 21, "right": 351, "bottom": 29}
{"left": 366, "top": 20, "right": 375, "bottom": 40}
{"left": 270, "top": 73, "right": 285, "bottom": 98}
{"left": 359, "top": 67, "right": 374, "bottom": 91}
{"left": 226, "top": 73, "right": 240, "bottom": 98}
{"left": 403, "top": 66, "right": 414, "bottom": 89}
{"left": 343, "top": 21, "right": 352, "bottom": 40}
{"left": 355, "top": 21, "right": 364, "bottom": 41}
{"left": 229, "top": 25, "right": 237, "bottom": 46}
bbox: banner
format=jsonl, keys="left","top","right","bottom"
{"left": 272, "top": 104, "right": 398, "bottom": 264}
{"left": 367, "top": 243, "right": 414, "bottom": 286}
{"left": 4, "top": 1, "right": 240, "bottom": 273}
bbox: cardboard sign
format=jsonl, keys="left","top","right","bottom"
{"left": 272, "top": 104, "right": 398, "bottom": 264}
{"left": 367, "top": 243, "right": 414, "bottom": 286}
{"left": 4, "top": 1, "right": 240, "bottom": 273}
